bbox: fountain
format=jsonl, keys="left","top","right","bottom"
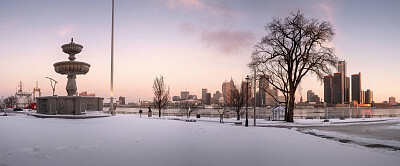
{"left": 36, "top": 39, "right": 104, "bottom": 115}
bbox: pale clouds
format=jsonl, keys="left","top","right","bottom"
{"left": 162, "top": 0, "right": 238, "bottom": 18}
{"left": 312, "top": 1, "right": 336, "bottom": 23}
{"left": 181, "top": 21, "right": 255, "bottom": 54}
{"left": 200, "top": 29, "right": 255, "bottom": 54}
{"left": 57, "top": 24, "right": 75, "bottom": 37}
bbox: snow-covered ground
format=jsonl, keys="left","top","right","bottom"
{"left": 1, "top": 115, "right": 400, "bottom": 166}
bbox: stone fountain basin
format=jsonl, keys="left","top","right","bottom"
{"left": 54, "top": 61, "right": 90, "bottom": 75}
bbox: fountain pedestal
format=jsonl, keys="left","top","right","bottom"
{"left": 37, "top": 38, "right": 103, "bottom": 115}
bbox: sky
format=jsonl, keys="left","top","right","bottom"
{"left": 1, "top": 0, "right": 400, "bottom": 103}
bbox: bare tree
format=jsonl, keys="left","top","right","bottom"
{"left": 3, "top": 96, "right": 16, "bottom": 108}
{"left": 153, "top": 75, "right": 170, "bottom": 117}
{"left": 179, "top": 101, "right": 200, "bottom": 118}
{"left": 226, "top": 82, "right": 252, "bottom": 120}
{"left": 214, "top": 103, "right": 230, "bottom": 123}
{"left": 250, "top": 11, "right": 338, "bottom": 122}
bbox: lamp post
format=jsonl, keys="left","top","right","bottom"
{"left": 245, "top": 75, "right": 250, "bottom": 127}
{"left": 45, "top": 77, "right": 58, "bottom": 96}
{"left": 253, "top": 68, "right": 257, "bottom": 126}
{"left": 109, "top": 0, "right": 116, "bottom": 115}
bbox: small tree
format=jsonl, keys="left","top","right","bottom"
{"left": 4, "top": 96, "right": 16, "bottom": 108}
{"left": 180, "top": 102, "right": 200, "bottom": 118}
{"left": 226, "top": 82, "right": 252, "bottom": 120}
{"left": 152, "top": 75, "right": 170, "bottom": 117}
{"left": 214, "top": 104, "right": 230, "bottom": 123}
{"left": 250, "top": 11, "right": 338, "bottom": 122}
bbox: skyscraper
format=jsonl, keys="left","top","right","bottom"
{"left": 205, "top": 93, "right": 211, "bottom": 105}
{"left": 338, "top": 61, "right": 350, "bottom": 103}
{"left": 258, "top": 75, "right": 269, "bottom": 106}
{"left": 351, "top": 73, "right": 361, "bottom": 104}
{"left": 324, "top": 75, "right": 333, "bottom": 104}
{"left": 345, "top": 77, "right": 350, "bottom": 103}
{"left": 365, "top": 89, "right": 373, "bottom": 104}
{"left": 222, "top": 78, "right": 234, "bottom": 103}
{"left": 333, "top": 72, "right": 344, "bottom": 104}
{"left": 201, "top": 89, "right": 207, "bottom": 99}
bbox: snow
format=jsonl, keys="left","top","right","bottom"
{"left": 0, "top": 115, "right": 400, "bottom": 166}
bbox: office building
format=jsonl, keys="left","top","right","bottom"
{"left": 205, "top": 93, "right": 211, "bottom": 105}
{"left": 351, "top": 73, "right": 362, "bottom": 104}
{"left": 389, "top": 96, "right": 396, "bottom": 105}
{"left": 172, "top": 96, "right": 180, "bottom": 101}
{"left": 338, "top": 61, "right": 350, "bottom": 103}
{"left": 213, "top": 91, "right": 222, "bottom": 104}
{"left": 222, "top": 78, "right": 234, "bottom": 103}
{"left": 333, "top": 72, "right": 344, "bottom": 104}
{"left": 365, "top": 89, "right": 373, "bottom": 104}
{"left": 181, "top": 91, "right": 189, "bottom": 100}
{"left": 118, "top": 96, "right": 126, "bottom": 105}
{"left": 202, "top": 89, "right": 207, "bottom": 99}
{"left": 324, "top": 75, "right": 333, "bottom": 104}
{"left": 345, "top": 77, "right": 350, "bottom": 103}
{"left": 258, "top": 75, "right": 269, "bottom": 106}
{"left": 307, "top": 90, "right": 320, "bottom": 103}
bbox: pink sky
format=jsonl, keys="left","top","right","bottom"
{"left": 1, "top": 0, "right": 400, "bottom": 103}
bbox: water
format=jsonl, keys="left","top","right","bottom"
{"left": 105, "top": 107, "right": 400, "bottom": 119}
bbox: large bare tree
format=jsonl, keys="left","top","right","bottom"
{"left": 250, "top": 11, "right": 338, "bottom": 122}
{"left": 153, "top": 75, "right": 170, "bottom": 117}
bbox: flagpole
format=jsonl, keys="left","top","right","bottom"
{"left": 109, "top": 0, "right": 115, "bottom": 115}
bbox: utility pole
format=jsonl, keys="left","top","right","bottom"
{"left": 109, "top": 0, "right": 116, "bottom": 115}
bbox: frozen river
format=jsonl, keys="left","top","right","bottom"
{"left": 106, "top": 107, "right": 400, "bottom": 119}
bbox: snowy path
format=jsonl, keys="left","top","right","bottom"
{"left": 0, "top": 115, "right": 399, "bottom": 166}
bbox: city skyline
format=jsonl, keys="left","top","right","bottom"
{"left": 1, "top": 0, "right": 400, "bottom": 103}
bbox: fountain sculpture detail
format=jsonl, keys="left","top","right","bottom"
{"left": 36, "top": 39, "right": 103, "bottom": 115}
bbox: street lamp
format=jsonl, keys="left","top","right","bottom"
{"left": 45, "top": 77, "right": 58, "bottom": 96}
{"left": 245, "top": 75, "right": 250, "bottom": 127}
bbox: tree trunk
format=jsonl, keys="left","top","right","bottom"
{"left": 236, "top": 111, "right": 240, "bottom": 120}
{"left": 286, "top": 91, "right": 295, "bottom": 122}
{"left": 158, "top": 108, "right": 161, "bottom": 117}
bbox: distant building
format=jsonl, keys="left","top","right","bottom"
{"left": 361, "top": 90, "right": 365, "bottom": 104}
{"left": 306, "top": 90, "right": 321, "bottom": 104}
{"left": 181, "top": 91, "right": 189, "bottom": 100}
{"left": 389, "top": 96, "right": 396, "bottom": 105}
{"left": 213, "top": 91, "right": 221, "bottom": 104}
{"left": 119, "top": 96, "right": 126, "bottom": 105}
{"left": 345, "top": 77, "right": 350, "bottom": 103}
{"left": 222, "top": 78, "right": 234, "bottom": 103}
{"left": 189, "top": 95, "right": 197, "bottom": 100}
{"left": 257, "top": 75, "right": 269, "bottom": 106}
{"left": 202, "top": 89, "right": 207, "bottom": 99}
{"left": 172, "top": 96, "right": 180, "bottom": 101}
{"left": 324, "top": 75, "right": 333, "bottom": 104}
{"left": 351, "top": 73, "right": 362, "bottom": 104}
{"left": 333, "top": 72, "right": 344, "bottom": 104}
{"left": 79, "top": 91, "right": 95, "bottom": 97}
{"left": 205, "top": 93, "right": 211, "bottom": 105}
{"left": 338, "top": 61, "right": 350, "bottom": 103}
{"left": 364, "top": 89, "right": 373, "bottom": 104}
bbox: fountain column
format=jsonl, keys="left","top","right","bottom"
{"left": 66, "top": 75, "right": 77, "bottom": 96}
